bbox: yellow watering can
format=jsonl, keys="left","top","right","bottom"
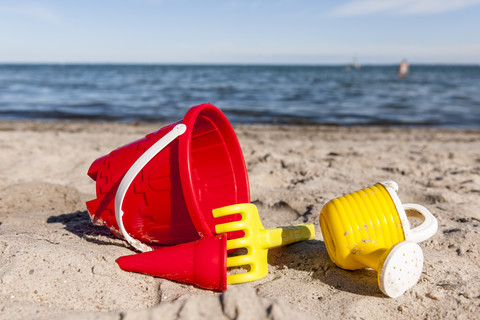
{"left": 319, "top": 181, "right": 438, "bottom": 298}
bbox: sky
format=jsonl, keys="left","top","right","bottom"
{"left": 1, "top": 0, "right": 479, "bottom": 64}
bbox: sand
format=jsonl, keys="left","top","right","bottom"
{"left": 0, "top": 120, "right": 479, "bottom": 319}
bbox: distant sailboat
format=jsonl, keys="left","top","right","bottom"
{"left": 397, "top": 59, "right": 409, "bottom": 77}
{"left": 345, "top": 58, "right": 360, "bottom": 71}
{"left": 353, "top": 58, "right": 361, "bottom": 69}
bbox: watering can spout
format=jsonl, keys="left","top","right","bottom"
{"left": 351, "top": 242, "right": 390, "bottom": 271}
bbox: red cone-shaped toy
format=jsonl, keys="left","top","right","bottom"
{"left": 116, "top": 235, "right": 227, "bottom": 291}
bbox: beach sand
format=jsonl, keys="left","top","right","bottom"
{"left": 1, "top": 120, "right": 479, "bottom": 319}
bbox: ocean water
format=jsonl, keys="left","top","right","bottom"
{"left": 0, "top": 64, "right": 479, "bottom": 128}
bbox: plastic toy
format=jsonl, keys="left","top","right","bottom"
{"left": 213, "top": 203, "right": 315, "bottom": 284}
{"left": 319, "top": 181, "right": 438, "bottom": 298}
{"left": 116, "top": 235, "right": 227, "bottom": 291}
{"left": 86, "top": 104, "right": 250, "bottom": 251}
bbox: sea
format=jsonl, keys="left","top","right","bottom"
{"left": 0, "top": 64, "right": 479, "bottom": 128}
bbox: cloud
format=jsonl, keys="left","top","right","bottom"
{"left": 0, "top": 3, "right": 60, "bottom": 24}
{"left": 328, "top": 0, "right": 480, "bottom": 17}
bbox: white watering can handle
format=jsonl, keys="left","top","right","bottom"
{"left": 403, "top": 203, "right": 438, "bottom": 243}
{"left": 114, "top": 123, "right": 187, "bottom": 252}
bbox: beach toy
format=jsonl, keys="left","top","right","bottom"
{"left": 213, "top": 203, "right": 315, "bottom": 284}
{"left": 116, "top": 235, "right": 227, "bottom": 291}
{"left": 86, "top": 103, "right": 250, "bottom": 251}
{"left": 319, "top": 181, "right": 438, "bottom": 298}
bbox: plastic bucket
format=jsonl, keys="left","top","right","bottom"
{"left": 86, "top": 104, "right": 250, "bottom": 247}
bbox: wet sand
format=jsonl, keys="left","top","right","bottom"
{"left": 0, "top": 120, "right": 479, "bottom": 319}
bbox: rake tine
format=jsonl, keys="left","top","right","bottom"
{"left": 215, "top": 220, "right": 247, "bottom": 234}
{"left": 226, "top": 255, "right": 254, "bottom": 268}
{"left": 212, "top": 204, "right": 250, "bottom": 219}
{"left": 226, "top": 238, "right": 249, "bottom": 251}
{"left": 227, "top": 270, "right": 263, "bottom": 285}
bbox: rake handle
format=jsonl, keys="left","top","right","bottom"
{"left": 259, "top": 224, "right": 315, "bottom": 249}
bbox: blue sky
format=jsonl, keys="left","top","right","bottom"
{"left": 1, "top": 0, "right": 479, "bottom": 64}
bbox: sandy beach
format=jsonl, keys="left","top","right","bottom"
{"left": 1, "top": 120, "right": 479, "bottom": 319}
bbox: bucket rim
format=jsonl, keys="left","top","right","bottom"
{"left": 178, "top": 103, "right": 250, "bottom": 238}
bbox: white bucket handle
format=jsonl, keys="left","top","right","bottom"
{"left": 403, "top": 203, "right": 438, "bottom": 243}
{"left": 114, "top": 123, "right": 187, "bottom": 252}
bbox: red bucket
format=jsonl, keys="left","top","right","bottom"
{"left": 86, "top": 104, "right": 250, "bottom": 248}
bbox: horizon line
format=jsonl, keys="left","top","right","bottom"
{"left": 1, "top": 61, "right": 479, "bottom": 67}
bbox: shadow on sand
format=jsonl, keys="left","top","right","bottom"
{"left": 47, "top": 210, "right": 126, "bottom": 248}
{"left": 267, "top": 239, "right": 385, "bottom": 297}
{"left": 47, "top": 211, "right": 384, "bottom": 297}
